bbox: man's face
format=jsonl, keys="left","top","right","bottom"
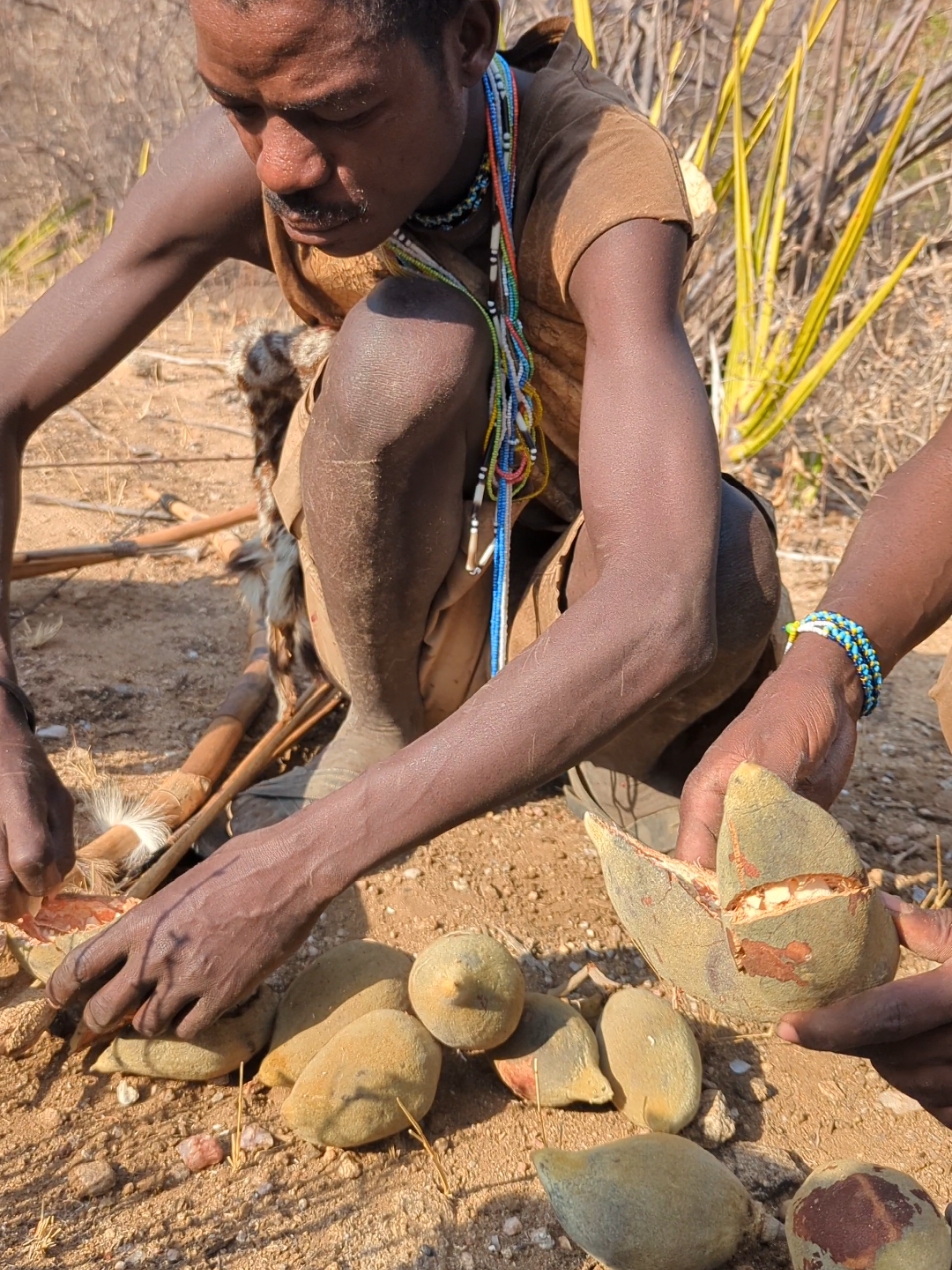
{"left": 192, "top": 0, "right": 478, "bottom": 256}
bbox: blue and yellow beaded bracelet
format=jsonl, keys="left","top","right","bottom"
{"left": 785, "top": 610, "right": 883, "bottom": 716}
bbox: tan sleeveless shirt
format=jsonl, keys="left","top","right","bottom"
{"left": 264, "top": 25, "right": 692, "bottom": 519}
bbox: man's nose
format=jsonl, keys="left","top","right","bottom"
{"left": 256, "top": 116, "right": 330, "bottom": 195}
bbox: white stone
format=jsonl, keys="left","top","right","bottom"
{"left": 878, "top": 1088, "right": 922, "bottom": 1115}
{"left": 502, "top": 1217, "right": 522, "bottom": 1237}
{"left": 729, "top": 1059, "right": 751, "bottom": 1074}
{"left": 116, "top": 1080, "right": 139, "bottom": 1107}
{"left": 530, "top": 1229, "right": 555, "bottom": 1251}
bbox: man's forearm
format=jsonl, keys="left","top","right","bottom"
{"left": 0, "top": 425, "right": 23, "bottom": 682}
{"left": 282, "top": 571, "right": 713, "bottom": 894}
{"left": 814, "top": 409, "right": 952, "bottom": 675}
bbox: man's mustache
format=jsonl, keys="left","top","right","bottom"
{"left": 263, "top": 186, "right": 368, "bottom": 227}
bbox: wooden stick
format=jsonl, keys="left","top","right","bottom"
{"left": 22, "top": 454, "right": 250, "bottom": 469}
{"left": 143, "top": 488, "right": 252, "bottom": 562}
{"left": 11, "top": 503, "right": 256, "bottom": 580}
{"left": 128, "top": 681, "right": 343, "bottom": 899}
{"left": 78, "top": 622, "right": 273, "bottom": 865}
{"left": 28, "top": 495, "right": 174, "bottom": 521}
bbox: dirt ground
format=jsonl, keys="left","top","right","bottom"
{"left": 3, "top": 267, "right": 952, "bottom": 1270}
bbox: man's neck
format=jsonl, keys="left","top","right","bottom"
{"left": 415, "top": 78, "right": 488, "bottom": 216}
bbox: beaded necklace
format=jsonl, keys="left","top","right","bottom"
{"left": 406, "top": 154, "right": 491, "bottom": 232}
{"left": 387, "top": 55, "right": 545, "bottom": 676}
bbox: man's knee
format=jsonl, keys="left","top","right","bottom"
{"left": 318, "top": 276, "right": 491, "bottom": 456}
{"left": 714, "top": 482, "right": 781, "bottom": 655}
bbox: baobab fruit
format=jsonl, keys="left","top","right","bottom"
{"left": 533, "top": 1134, "right": 762, "bottom": 1270}
{"left": 408, "top": 931, "right": 525, "bottom": 1051}
{"left": 786, "top": 1161, "right": 952, "bottom": 1270}
{"left": 260, "top": 940, "right": 412, "bottom": 1087}
{"left": 282, "top": 1008, "right": 441, "bottom": 1148}
{"left": 596, "top": 987, "right": 701, "bottom": 1132}
{"left": 588, "top": 762, "right": 899, "bottom": 1023}
{"left": 4, "top": 893, "right": 139, "bottom": 983}
{"left": 492, "top": 993, "right": 612, "bottom": 1107}
{"left": 91, "top": 986, "right": 278, "bottom": 1081}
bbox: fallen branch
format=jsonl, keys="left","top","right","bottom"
{"left": 22, "top": 454, "right": 250, "bottom": 469}
{"left": 28, "top": 495, "right": 174, "bottom": 521}
{"left": 11, "top": 502, "right": 256, "bottom": 580}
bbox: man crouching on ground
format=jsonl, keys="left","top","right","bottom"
{"left": 0, "top": 0, "right": 781, "bottom": 1037}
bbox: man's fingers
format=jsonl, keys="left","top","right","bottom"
{"left": 882, "top": 897, "right": 952, "bottom": 964}
{"left": 133, "top": 989, "right": 199, "bottom": 1040}
{"left": 47, "top": 928, "right": 129, "bottom": 1008}
{"left": 46, "top": 784, "right": 76, "bottom": 881}
{"left": 674, "top": 766, "right": 728, "bottom": 866}
{"left": 82, "top": 974, "right": 149, "bottom": 1036}
{"left": 780, "top": 964, "right": 952, "bottom": 1053}
{"left": 171, "top": 995, "right": 229, "bottom": 1042}
{"left": 7, "top": 825, "right": 54, "bottom": 897}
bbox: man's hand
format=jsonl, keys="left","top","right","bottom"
{"left": 777, "top": 895, "right": 952, "bottom": 1128}
{"left": 46, "top": 825, "right": 327, "bottom": 1039}
{"left": 675, "top": 634, "right": 865, "bottom": 867}
{"left": 0, "top": 695, "right": 74, "bottom": 918}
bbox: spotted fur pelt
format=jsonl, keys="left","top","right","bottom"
{"left": 227, "top": 321, "right": 336, "bottom": 718}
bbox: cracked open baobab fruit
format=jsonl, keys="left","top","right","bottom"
{"left": 596, "top": 987, "right": 701, "bottom": 1132}
{"left": 588, "top": 762, "right": 900, "bottom": 1023}
{"left": 533, "top": 1134, "right": 765, "bottom": 1270}
{"left": 3, "top": 893, "right": 140, "bottom": 984}
{"left": 786, "top": 1161, "right": 952, "bottom": 1269}
{"left": 492, "top": 992, "right": 613, "bottom": 1107}
{"left": 260, "top": 940, "right": 412, "bottom": 1087}
{"left": 408, "top": 931, "right": 525, "bottom": 1051}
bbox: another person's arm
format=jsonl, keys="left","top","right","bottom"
{"left": 48, "top": 218, "right": 727, "bottom": 1039}
{"left": 0, "top": 108, "right": 266, "bottom": 916}
{"left": 675, "top": 406, "right": 952, "bottom": 867}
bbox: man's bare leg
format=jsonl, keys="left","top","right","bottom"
{"left": 231, "top": 276, "right": 491, "bottom": 831}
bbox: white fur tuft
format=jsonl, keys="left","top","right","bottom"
{"left": 85, "top": 782, "right": 171, "bottom": 875}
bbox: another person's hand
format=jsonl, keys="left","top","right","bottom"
{"left": 777, "top": 895, "right": 952, "bottom": 1128}
{"left": 47, "top": 823, "right": 329, "bottom": 1038}
{"left": 675, "top": 634, "right": 865, "bottom": 868}
{"left": 0, "top": 692, "right": 74, "bottom": 918}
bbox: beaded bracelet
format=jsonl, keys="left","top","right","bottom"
{"left": 784, "top": 610, "right": 883, "bottom": 717}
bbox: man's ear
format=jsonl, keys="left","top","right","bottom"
{"left": 447, "top": 0, "right": 498, "bottom": 87}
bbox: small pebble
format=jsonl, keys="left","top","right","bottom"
{"left": 460, "top": 1255, "right": 475, "bottom": 1270}
{"left": 558, "top": 1236, "right": 572, "bottom": 1251}
{"left": 878, "top": 1088, "right": 921, "bottom": 1115}
{"left": 404, "top": 868, "right": 422, "bottom": 880}
{"left": 760, "top": 1215, "right": 784, "bottom": 1243}
{"left": 487, "top": 1235, "right": 501, "bottom": 1253}
{"left": 239, "top": 1122, "right": 274, "bottom": 1154}
{"left": 298, "top": 1198, "right": 309, "bottom": 1211}
{"left": 176, "top": 1133, "right": 225, "bottom": 1172}
{"left": 502, "top": 1217, "right": 523, "bottom": 1237}
{"left": 338, "top": 1155, "right": 362, "bottom": 1180}
{"left": 255, "top": 1182, "right": 274, "bottom": 1198}
{"left": 530, "top": 1229, "right": 555, "bottom": 1251}
{"left": 37, "top": 724, "right": 68, "bottom": 740}
{"left": 68, "top": 1160, "right": 116, "bottom": 1199}
{"left": 688, "top": 1088, "right": 736, "bottom": 1148}
{"left": 729, "top": 1059, "right": 751, "bottom": 1075}
{"left": 165, "top": 1252, "right": 182, "bottom": 1264}
{"left": 116, "top": 1079, "right": 139, "bottom": 1107}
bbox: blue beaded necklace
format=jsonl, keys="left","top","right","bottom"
{"left": 387, "top": 55, "right": 545, "bottom": 677}
{"left": 406, "top": 155, "right": 491, "bottom": 232}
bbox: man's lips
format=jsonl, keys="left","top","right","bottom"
{"left": 281, "top": 209, "right": 360, "bottom": 236}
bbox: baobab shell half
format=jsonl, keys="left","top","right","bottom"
{"left": 91, "top": 985, "right": 278, "bottom": 1081}
{"left": 786, "top": 1161, "right": 952, "bottom": 1270}
{"left": 533, "top": 1134, "right": 759, "bottom": 1270}
{"left": 282, "top": 1008, "right": 442, "bottom": 1148}
{"left": 408, "top": 931, "right": 525, "bottom": 1051}
{"left": 259, "top": 940, "right": 412, "bottom": 1087}
{"left": 596, "top": 987, "right": 702, "bottom": 1132}
{"left": 3, "top": 893, "right": 140, "bottom": 983}
{"left": 492, "top": 993, "right": 613, "bottom": 1107}
{"left": 587, "top": 761, "right": 899, "bottom": 1023}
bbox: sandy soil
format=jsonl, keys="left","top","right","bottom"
{"left": 2, "top": 268, "right": 952, "bottom": 1270}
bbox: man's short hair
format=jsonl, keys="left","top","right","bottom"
{"left": 224, "top": 0, "right": 471, "bottom": 56}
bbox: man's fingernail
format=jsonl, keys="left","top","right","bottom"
{"left": 775, "top": 1021, "right": 799, "bottom": 1044}
{"left": 880, "top": 891, "right": 915, "bottom": 914}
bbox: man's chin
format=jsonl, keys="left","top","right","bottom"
{"left": 281, "top": 214, "right": 388, "bottom": 257}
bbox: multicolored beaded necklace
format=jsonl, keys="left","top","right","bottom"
{"left": 406, "top": 155, "right": 491, "bottom": 232}
{"left": 387, "top": 54, "right": 545, "bottom": 676}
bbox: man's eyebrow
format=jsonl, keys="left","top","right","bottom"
{"left": 201, "top": 75, "right": 376, "bottom": 113}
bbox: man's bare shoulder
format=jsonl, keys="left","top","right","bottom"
{"left": 113, "top": 106, "right": 269, "bottom": 270}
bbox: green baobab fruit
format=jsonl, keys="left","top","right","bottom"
{"left": 588, "top": 762, "right": 899, "bottom": 1022}
{"left": 786, "top": 1161, "right": 952, "bottom": 1269}
{"left": 533, "top": 1134, "right": 763, "bottom": 1270}
{"left": 91, "top": 986, "right": 278, "bottom": 1081}
{"left": 492, "top": 992, "right": 612, "bottom": 1107}
{"left": 408, "top": 931, "right": 525, "bottom": 1051}
{"left": 260, "top": 941, "right": 412, "bottom": 1087}
{"left": 596, "top": 987, "right": 702, "bottom": 1132}
{"left": 282, "top": 1008, "right": 442, "bottom": 1148}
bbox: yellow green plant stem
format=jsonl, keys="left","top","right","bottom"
{"left": 573, "top": 0, "right": 598, "bottom": 67}
{"left": 693, "top": 0, "right": 779, "bottom": 171}
{"left": 721, "top": 40, "right": 756, "bottom": 433}
{"left": 729, "top": 235, "right": 927, "bottom": 460}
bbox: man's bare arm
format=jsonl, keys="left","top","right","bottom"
{"left": 675, "top": 405, "right": 952, "bottom": 867}
{"left": 47, "top": 219, "right": 727, "bottom": 1038}
{"left": 0, "top": 106, "right": 265, "bottom": 914}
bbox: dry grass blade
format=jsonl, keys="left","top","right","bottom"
{"left": 229, "top": 1061, "right": 245, "bottom": 1172}
{"left": 26, "top": 1207, "right": 57, "bottom": 1262}
{"left": 533, "top": 1056, "right": 547, "bottom": 1147}
{"left": 17, "top": 616, "right": 63, "bottom": 650}
{"left": 395, "top": 1097, "right": 452, "bottom": 1197}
